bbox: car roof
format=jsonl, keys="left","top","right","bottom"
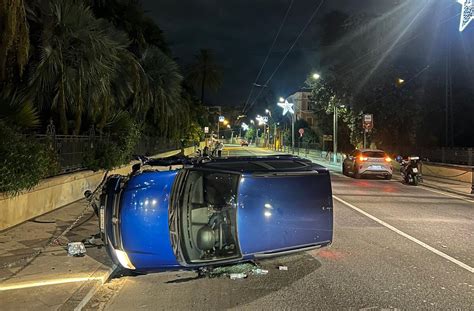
{"left": 196, "top": 155, "right": 327, "bottom": 173}
{"left": 357, "top": 149, "right": 386, "bottom": 153}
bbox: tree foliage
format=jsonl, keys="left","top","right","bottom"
{"left": 0, "top": 0, "right": 30, "bottom": 84}
{"left": 187, "top": 49, "right": 222, "bottom": 104}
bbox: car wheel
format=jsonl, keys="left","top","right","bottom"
{"left": 385, "top": 174, "right": 392, "bottom": 180}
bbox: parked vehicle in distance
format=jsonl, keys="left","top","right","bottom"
{"left": 97, "top": 155, "right": 333, "bottom": 273}
{"left": 343, "top": 149, "right": 393, "bottom": 179}
{"left": 240, "top": 139, "right": 249, "bottom": 146}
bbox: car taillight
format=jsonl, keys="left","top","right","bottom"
{"left": 359, "top": 156, "right": 368, "bottom": 161}
{"left": 385, "top": 157, "right": 392, "bottom": 162}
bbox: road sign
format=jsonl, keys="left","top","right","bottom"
{"left": 299, "top": 128, "right": 304, "bottom": 137}
{"left": 219, "top": 116, "right": 225, "bottom": 122}
{"left": 323, "top": 135, "right": 333, "bottom": 141}
{"left": 204, "top": 127, "right": 209, "bottom": 134}
{"left": 363, "top": 114, "right": 374, "bottom": 130}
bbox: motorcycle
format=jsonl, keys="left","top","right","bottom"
{"left": 397, "top": 156, "right": 423, "bottom": 186}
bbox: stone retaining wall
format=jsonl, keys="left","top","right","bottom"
{"left": 0, "top": 145, "right": 202, "bottom": 231}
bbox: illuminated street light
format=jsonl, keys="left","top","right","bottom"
{"left": 279, "top": 97, "right": 285, "bottom": 103}
{"left": 457, "top": 0, "right": 474, "bottom": 32}
{"left": 277, "top": 100, "right": 295, "bottom": 116}
{"left": 278, "top": 99, "right": 296, "bottom": 153}
{"left": 227, "top": 124, "right": 231, "bottom": 128}
{"left": 398, "top": 78, "right": 405, "bottom": 85}
{"left": 312, "top": 73, "right": 321, "bottom": 80}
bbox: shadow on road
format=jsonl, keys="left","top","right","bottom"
{"left": 110, "top": 253, "right": 323, "bottom": 310}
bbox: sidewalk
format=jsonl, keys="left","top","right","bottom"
{"left": 0, "top": 199, "right": 114, "bottom": 310}
{"left": 299, "top": 150, "right": 473, "bottom": 197}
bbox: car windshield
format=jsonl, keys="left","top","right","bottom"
{"left": 175, "top": 169, "right": 241, "bottom": 264}
{"left": 362, "top": 151, "right": 386, "bottom": 158}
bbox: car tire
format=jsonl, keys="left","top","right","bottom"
{"left": 385, "top": 174, "right": 392, "bottom": 180}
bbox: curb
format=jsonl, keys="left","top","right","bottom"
{"left": 58, "top": 264, "right": 117, "bottom": 311}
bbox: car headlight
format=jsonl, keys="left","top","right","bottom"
{"left": 114, "top": 249, "right": 136, "bottom": 270}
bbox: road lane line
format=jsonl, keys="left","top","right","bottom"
{"left": 333, "top": 195, "right": 474, "bottom": 274}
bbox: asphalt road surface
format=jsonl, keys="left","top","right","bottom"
{"left": 86, "top": 146, "right": 474, "bottom": 310}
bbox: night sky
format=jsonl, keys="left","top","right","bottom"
{"left": 141, "top": 0, "right": 470, "bottom": 109}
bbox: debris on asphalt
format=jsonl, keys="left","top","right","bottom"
{"left": 229, "top": 273, "right": 247, "bottom": 280}
{"left": 205, "top": 262, "right": 257, "bottom": 278}
{"left": 67, "top": 242, "right": 86, "bottom": 257}
{"left": 278, "top": 265, "right": 288, "bottom": 271}
{"left": 252, "top": 268, "right": 269, "bottom": 275}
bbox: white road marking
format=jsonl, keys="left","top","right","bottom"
{"left": 333, "top": 195, "right": 474, "bottom": 274}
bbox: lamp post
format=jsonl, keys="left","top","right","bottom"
{"left": 333, "top": 105, "right": 338, "bottom": 163}
{"left": 333, "top": 104, "right": 345, "bottom": 163}
{"left": 277, "top": 98, "right": 295, "bottom": 153}
{"left": 265, "top": 109, "right": 275, "bottom": 149}
{"left": 250, "top": 120, "right": 255, "bottom": 145}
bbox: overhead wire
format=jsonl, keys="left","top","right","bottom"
{"left": 244, "top": 0, "right": 326, "bottom": 114}
{"left": 242, "top": 0, "right": 295, "bottom": 114}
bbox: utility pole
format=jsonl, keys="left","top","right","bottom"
{"left": 291, "top": 113, "right": 295, "bottom": 153}
{"left": 333, "top": 105, "right": 338, "bottom": 163}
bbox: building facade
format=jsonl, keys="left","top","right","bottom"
{"left": 286, "top": 89, "right": 317, "bottom": 131}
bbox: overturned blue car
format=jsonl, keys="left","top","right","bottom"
{"left": 98, "top": 155, "right": 333, "bottom": 272}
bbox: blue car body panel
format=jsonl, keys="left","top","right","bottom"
{"left": 120, "top": 171, "right": 180, "bottom": 269}
{"left": 237, "top": 173, "right": 333, "bottom": 255}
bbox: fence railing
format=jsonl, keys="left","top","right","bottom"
{"left": 36, "top": 134, "right": 185, "bottom": 174}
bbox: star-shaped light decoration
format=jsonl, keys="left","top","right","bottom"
{"left": 255, "top": 116, "right": 266, "bottom": 126}
{"left": 277, "top": 100, "right": 295, "bottom": 116}
{"left": 458, "top": 0, "right": 474, "bottom": 32}
{"left": 241, "top": 122, "right": 249, "bottom": 131}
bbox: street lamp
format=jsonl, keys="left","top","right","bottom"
{"left": 312, "top": 73, "right": 321, "bottom": 80}
{"left": 277, "top": 99, "right": 296, "bottom": 153}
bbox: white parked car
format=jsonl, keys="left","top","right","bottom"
{"left": 342, "top": 149, "right": 393, "bottom": 180}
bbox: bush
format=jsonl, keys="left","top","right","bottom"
{"left": 0, "top": 122, "right": 59, "bottom": 195}
{"left": 82, "top": 121, "right": 141, "bottom": 171}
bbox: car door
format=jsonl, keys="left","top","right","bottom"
{"left": 236, "top": 168, "right": 333, "bottom": 257}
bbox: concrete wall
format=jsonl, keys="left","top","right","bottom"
{"left": 421, "top": 163, "right": 473, "bottom": 183}
{"left": 392, "top": 161, "right": 472, "bottom": 183}
{"left": 0, "top": 145, "right": 201, "bottom": 231}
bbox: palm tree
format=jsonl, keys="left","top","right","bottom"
{"left": 28, "top": 0, "right": 149, "bottom": 134}
{"left": 187, "top": 49, "right": 222, "bottom": 104}
{"left": 0, "top": 0, "right": 30, "bottom": 85}
{"left": 141, "top": 46, "right": 183, "bottom": 137}
{"left": 0, "top": 87, "right": 39, "bottom": 129}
